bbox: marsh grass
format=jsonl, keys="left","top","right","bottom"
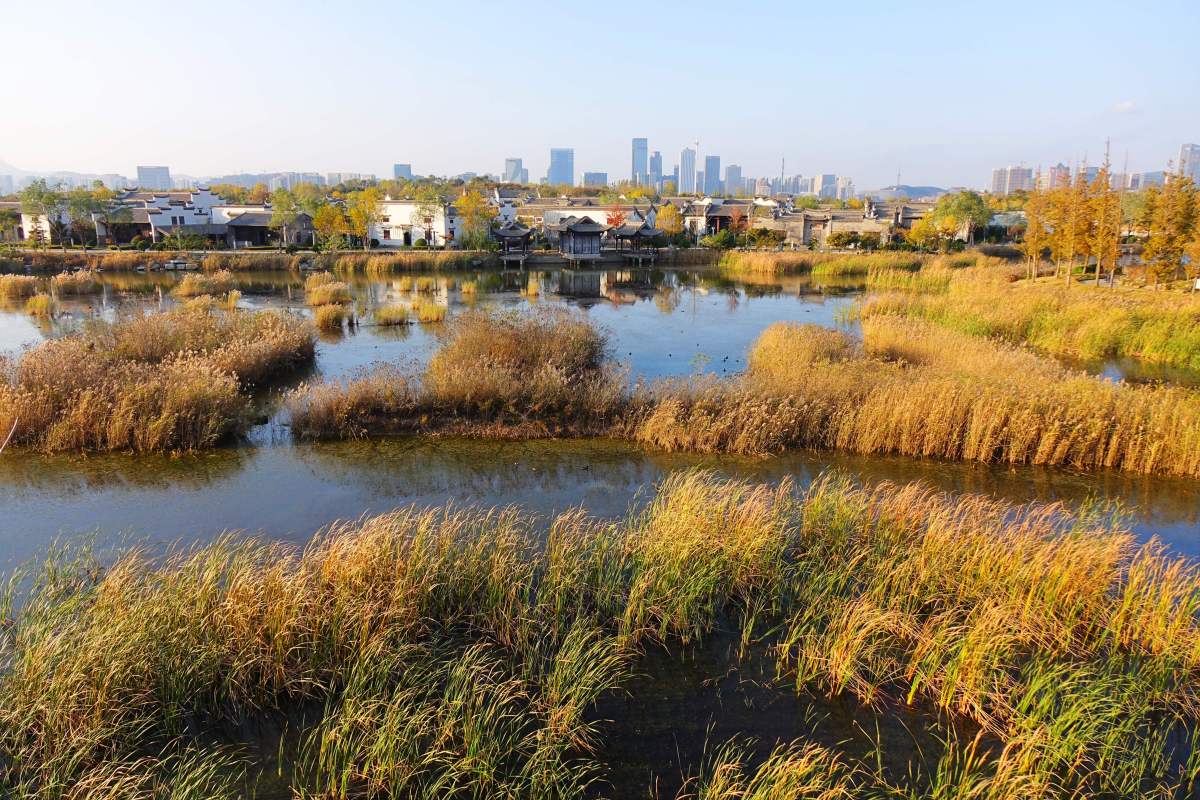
{"left": 305, "top": 280, "right": 352, "bottom": 307}
{"left": 290, "top": 311, "right": 1200, "bottom": 477}
{"left": 1, "top": 472, "right": 1196, "bottom": 798}
{"left": 202, "top": 252, "right": 301, "bottom": 271}
{"left": 0, "top": 274, "right": 40, "bottom": 300}
{"left": 0, "top": 305, "right": 314, "bottom": 452}
{"left": 313, "top": 303, "right": 351, "bottom": 332}
{"left": 719, "top": 251, "right": 925, "bottom": 276}
{"left": 24, "top": 293, "right": 55, "bottom": 318}
{"left": 411, "top": 299, "right": 446, "bottom": 323}
{"left": 373, "top": 304, "right": 410, "bottom": 326}
{"left": 860, "top": 268, "right": 1200, "bottom": 369}
{"left": 48, "top": 269, "right": 99, "bottom": 295}
{"left": 173, "top": 269, "right": 235, "bottom": 298}
{"left": 331, "top": 250, "right": 494, "bottom": 274}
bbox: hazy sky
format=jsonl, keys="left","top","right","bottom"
{"left": 2, "top": 0, "right": 1197, "bottom": 188}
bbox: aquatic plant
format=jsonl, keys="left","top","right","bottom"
{"left": 1, "top": 472, "right": 1196, "bottom": 797}
{"left": 0, "top": 305, "right": 314, "bottom": 452}
{"left": 373, "top": 304, "right": 410, "bottom": 326}
{"left": 0, "top": 274, "right": 40, "bottom": 300}
{"left": 305, "top": 277, "right": 352, "bottom": 306}
{"left": 313, "top": 303, "right": 351, "bottom": 332}
{"left": 23, "top": 293, "right": 56, "bottom": 317}
{"left": 172, "top": 269, "right": 234, "bottom": 298}
{"left": 48, "top": 269, "right": 99, "bottom": 295}
{"left": 411, "top": 299, "right": 446, "bottom": 323}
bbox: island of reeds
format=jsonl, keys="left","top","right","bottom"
{"left": 1, "top": 471, "right": 1197, "bottom": 798}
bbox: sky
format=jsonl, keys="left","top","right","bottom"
{"left": 1, "top": 0, "right": 1198, "bottom": 189}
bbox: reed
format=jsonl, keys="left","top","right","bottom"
{"left": 201, "top": 252, "right": 300, "bottom": 271}
{"left": 289, "top": 311, "right": 1200, "bottom": 477}
{"left": 24, "top": 293, "right": 55, "bottom": 317}
{"left": 460, "top": 279, "right": 478, "bottom": 294}
{"left": 313, "top": 303, "right": 351, "bottom": 332}
{"left": 0, "top": 305, "right": 314, "bottom": 452}
{"left": 172, "top": 269, "right": 234, "bottom": 298}
{"left": 331, "top": 250, "right": 493, "bottom": 274}
{"left": 48, "top": 269, "right": 99, "bottom": 295}
{"left": 1, "top": 472, "right": 1196, "bottom": 797}
{"left": 305, "top": 281, "right": 352, "bottom": 306}
{"left": 411, "top": 299, "right": 446, "bottom": 323}
{"left": 0, "top": 274, "right": 40, "bottom": 300}
{"left": 414, "top": 276, "right": 435, "bottom": 293}
{"left": 85, "top": 251, "right": 181, "bottom": 271}
{"left": 860, "top": 268, "right": 1200, "bottom": 369}
{"left": 373, "top": 304, "right": 410, "bottom": 326}
{"left": 222, "top": 289, "right": 242, "bottom": 310}
{"left": 719, "top": 251, "right": 925, "bottom": 276}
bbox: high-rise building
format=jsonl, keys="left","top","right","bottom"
{"left": 548, "top": 148, "right": 574, "bottom": 186}
{"left": 724, "top": 165, "right": 742, "bottom": 197}
{"left": 1036, "top": 163, "right": 1071, "bottom": 191}
{"left": 695, "top": 172, "right": 705, "bottom": 194}
{"left": 813, "top": 174, "right": 837, "bottom": 199}
{"left": 631, "top": 138, "right": 648, "bottom": 185}
{"left": 1179, "top": 143, "right": 1200, "bottom": 182}
{"left": 1140, "top": 171, "right": 1166, "bottom": 188}
{"left": 1076, "top": 166, "right": 1099, "bottom": 186}
{"left": 678, "top": 148, "right": 696, "bottom": 194}
{"left": 136, "top": 165, "right": 172, "bottom": 191}
{"left": 648, "top": 151, "right": 663, "bottom": 190}
{"left": 703, "top": 156, "right": 721, "bottom": 196}
{"left": 1006, "top": 166, "right": 1033, "bottom": 193}
{"left": 990, "top": 168, "right": 1008, "bottom": 195}
{"left": 835, "top": 176, "right": 856, "bottom": 201}
{"left": 503, "top": 158, "right": 524, "bottom": 183}
{"left": 393, "top": 163, "right": 413, "bottom": 180}
{"left": 583, "top": 172, "right": 608, "bottom": 187}
{"left": 755, "top": 177, "right": 772, "bottom": 196}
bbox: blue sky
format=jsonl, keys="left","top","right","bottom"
{"left": 1, "top": 0, "right": 1197, "bottom": 188}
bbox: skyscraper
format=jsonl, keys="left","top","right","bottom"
{"left": 393, "top": 163, "right": 413, "bottom": 180}
{"left": 1180, "top": 143, "right": 1200, "bottom": 182}
{"left": 631, "top": 138, "right": 648, "bottom": 185}
{"left": 724, "top": 164, "right": 742, "bottom": 197}
{"left": 648, "top": 151, "right": 663, "bottom": 190}
{"left": 990, "top": 168, "right": 1008, "bottom": 195}
{"left": 813, "top": 174, "right": 837, "bottom": 199}
{"left": 548, "top": 148, "right": 574, "bottom": 186}
{"left": 1006, "top": 166, "right": 1033, "bottom": 193}
{"left": 678, "top": 148, "right": 696, "bottom": 194}
{"left": 583, "top": 172, "right": 608, "bottom": 187}
{"left": 703, "top": 156, "right": 721, "bottom": 196}
{"left": 136, "top": 165, "right": 172, "bottom": 191}
{"left": 503, "top": 158, "right": 524, "bottom": 183}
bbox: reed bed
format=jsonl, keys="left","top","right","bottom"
{"left": 23, "top": 293, "right": 55, "bottom": 317}
{"left": 48, "top": 269, "right": 99, "bottom": 295}
{"left": 0, "top": 273, "right": 40, "bottom": 300}
{"left": 201, "top": 252, "right": 302, "bottom": 271}
{"left": 172, "top": 269, "right": 234, "bottom": 298}
{"left": 304, "top": 272, "right": 352, "bottom": 306}
{"left": 1, "top": 472, "right": 1196, "bottom": 797}
{"left": 0, "top": 305, "right": 314, "bottom": 452}
{"left": 460, "top": 279, "right": 478, "bottom": 295}
{"left": 860, "top": 268, "right": 1200, "bottom": 369}
{"left": 719, "top": 251, "right": 925, "bottom": 276}
{"left": 85, "top": 251, "right": 181, "bottom": 271}
{"left": 289, "top": 310, "right": 1200, "bottom": 477}
{"left": 330, "top": 250, "right": 494, "bottom": 274}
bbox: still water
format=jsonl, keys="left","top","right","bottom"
{"left": 1, "top": 267, "right": 1198, "bottom": 571}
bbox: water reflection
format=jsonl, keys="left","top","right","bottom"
{"left": 1, "top": 437, "right": 1197, "bottom": 572}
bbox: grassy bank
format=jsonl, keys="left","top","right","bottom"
{"left": 289, "top": 310, "right": 1200, "bottom": 477}
{"left": 0, "top": 305, "right": 315, "bottom": 452}
{"left": 2, "top": 472, "right": 1196, "bottom": 797}
{"left": 330, "top": 250, "right": 498, "bottom": 274}
{"left": 860, "top": 266, "right": 1200, "bottom": 370}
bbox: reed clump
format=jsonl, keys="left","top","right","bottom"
{"left": 1, "top": 472, "right": 1196, "bottom": 797}
{"left": 0, "top": 274, "right": 40, "bottom": 300}
{"left": 860, "top": 268, "right": 1200, "bottom": 369}
{"left": 85, "top": 251, "right": 181, "bottom": 271}
{"left": 411, "top": 299, "right": 446, "bottom": 323}
{"left": 0, "top": 305, "right": 315, "bottom": 452}
{"left": 313, "top": 303, "right": 351, "bottom": 332}
{"left": 304, "top": 272, "right": 352, "bottom": 306}
{"left": 331, "top": 250, "right": 494, "bottom": 274}
{"left": 48, "top": 269, "right": 99, "bottom": 295}
{"left": 202, "top": 252, "right": 300, "bottom": 271}
{"left": 172, "top": 269, "right": 234, "bottom": 298}
{"left": 373, "top": 304, "right": 410, "bottom": 326}
{"left": 24, "top": 293, "right": 55, "bottom": 317}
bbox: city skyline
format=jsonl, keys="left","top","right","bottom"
{"left": 2, "top": 1, "right": 1197, "bottom": 189}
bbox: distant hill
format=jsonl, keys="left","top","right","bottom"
{"left": 862, "top": 184, "right": 946, "bottom": 201}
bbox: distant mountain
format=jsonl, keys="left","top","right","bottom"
{"left": 862, "top": 184, "right": 946, "bottom": 200}
{"left": 0, "top": 158, "right": 26, "bottom": 177}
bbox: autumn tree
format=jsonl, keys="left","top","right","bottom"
{"left": 19, "top": 180, "right": 68, "bottom": 250}
{"left": 269, "top": 188, "right": 300, "bottom": 249}
{"left": 656, "top": 204, "right": 682, "bottom": 236}
{"left": 65, "top": 187, "right": 100, "bottom": 247}
{"left": 312, "top": 204, "right": 348, "bottom": 249}
{"left": 247, "top": 183, "right": 270, "bottom": 204}
{"left": 1142, "top": 172, "right": 1196, "bottom": 287}
{"left": 410, "top": 186, "right": 442, "bottom": 245}
{"left": 931, "top": 191, "right": 991, "bottom": 244}
{"left": 1088, "top": 161, "right": 1121, "bottom": 286}
{"left": 454, "top": 188, "right": 493, "bottom": 249}
{"left": 1021, "top": 186, "right": 1051, "bottom": 277}
{"left": 347, "top": 188, "right": 382, "bottom": 249}
{"left": 605, "top": 205, "right": 627, "bottom": 228}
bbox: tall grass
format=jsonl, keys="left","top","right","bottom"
{"left": 719, "top": 251, "right": 925, "bottom": 276}
{"left": 373, "top": 304, "right": 410, "bottom": 326}
{"left": 0, "top": 305, "right": 314, "bottom": 452}
{"left": 172, "top": 269, "right": 234, "bottom": 298}
{"left": 201, "top": 252, "right": 301, "bottom": 271}
{"left": 0, "top": 274, "right": 40, "bottom": 300}
{"left": 48, "top": 269, "right": 99, "bottom": 295}
{"left": 24, "top": 293, "right": 55, "bottom": 318}
{"left": 330, "top": 250, "right": 494, "bottom": 274}
{"left": 304, "top": 271, "right": 352, "bottom": 306}
{"left": 411, "top": 299, "right": 447, "bottom": 323}
{"left": 860, "top": 267, "right": 1200, "bottom": 370}
{"left": 313, "top": 303, "right": 351, "bottom": 332}
{"left": 1, "top": 472, "right": 1196, "bottom": 797}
